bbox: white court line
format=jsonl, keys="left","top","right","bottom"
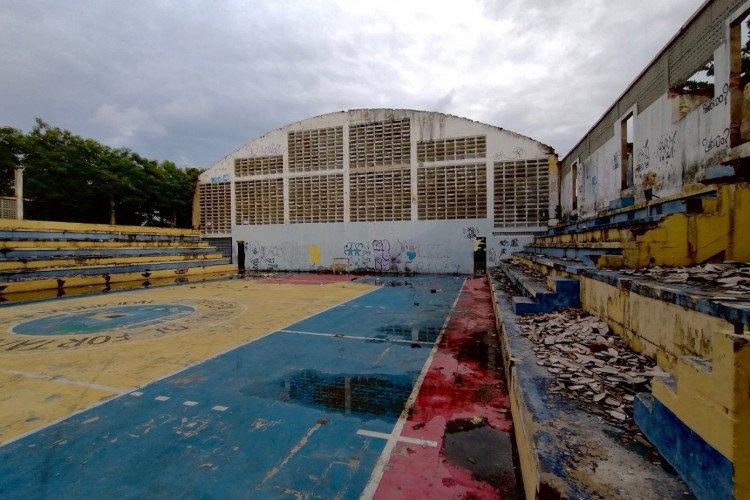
{"left": 360, "top": 279, "right": 466, "bottom": 500}
{"left": 0, "top": 285, "right": 381, "bottom": 449}
{"left": 357, "top": 429, "right": 437, "bottom": 448}
{"left": 261, "top": 421, "right": 324, "bottom": 484}
{"left": 0, "top": 369, "right": 129, "bottom": 395}
{"left": 279, "top": 329, "right": 433, "bottom": 346}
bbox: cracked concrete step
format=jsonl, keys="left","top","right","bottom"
{"left": 498, "top": 261, "right": 579, "bottom": 314}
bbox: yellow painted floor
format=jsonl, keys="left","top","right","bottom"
{"left": 0, "top": 278, "right": 375, "bottom": 443}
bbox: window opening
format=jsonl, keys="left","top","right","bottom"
{"left": 571, "top": 161, "right": 579, "bottom": 211}
{"left": 621, "top": 114, "right": 634, "bottom": 190}
{"left": 730, "top": 12, "right": 750, "bottom": 145}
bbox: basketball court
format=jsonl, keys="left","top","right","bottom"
{"left": 0, "top": 275, "right": 470, "bottom": 498}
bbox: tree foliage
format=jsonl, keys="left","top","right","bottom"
{"left": 0, "top": 119, "right": 202, "bottom": 228}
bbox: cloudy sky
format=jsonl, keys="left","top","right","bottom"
{"left": 1, "top": 0, "right": 705, "bottom": 168}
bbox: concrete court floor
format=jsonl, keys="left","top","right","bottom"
{"left": 0, "top": 274, "right": 518, "bottom": 499}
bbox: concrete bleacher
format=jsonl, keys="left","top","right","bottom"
{"left": 0, "top": 219, "right": 234, "bottom": 296}
{"left": 531, "top": 187, "right": 723, "bottom": 269}
{"left": 494, "top": 183, "right": 750, "bottom": 499}
{"left": 496, "top": 260, "right": 579, "bottom": 314}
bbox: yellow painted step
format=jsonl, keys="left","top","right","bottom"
{"left": 0, "top": 219, "right": 199, "bottom": 236}
{"left": 0, "top": 264, "right": 237, "bottom": 294}
{"left": 0, "top": 253, "right": 226, "bottom": 272}
{"left": 0, "top": 240, "right": 212, "bottom": 249}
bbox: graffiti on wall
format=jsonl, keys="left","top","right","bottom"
{"left": 488, "top": 237, "right": 521, "bottom": 264}
{"left": 635, "top": 140, "right": 650, "bottom": 173}
{"left": 210, "top": 174, "right": 229, "bottom": 183}
{"left": 372, "top": 240, "right": 392, "bottom": 271}
{"left": 344, "top": 242, "right": 371, "bottom": 270}
{"left": 246, "top": 241, "right": 283, "bottom": 271}
{"left": 247, "top": 143, "right": 282, "bottom": 157}
{"left": 702, "top": 83, "right": 729, "bottom": 114}
{"left": 611, "top": 151, "right": 621, "bottom": 171}
{"left": 703, "top": 128, "right": 730, "bottom": 153}
{"left": 656, "top": 131, "right": 677, "bottom": 163}
{"left": 462, "top": 227, "right": 481, "bottom": 239}
{"left": 241, "top": 238, "right": 466, "bottom": 273}
{"left": 394, "top": 239, "right": 418, "bottom": 264}
{"left": 493, "top": 148, "right": 526, "bottom": 161}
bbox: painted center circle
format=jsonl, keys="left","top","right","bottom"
{"left": 12, "top": 304, "right": 196, "bottom": 336}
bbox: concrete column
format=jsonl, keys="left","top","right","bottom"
{"left": 547, "top": 155, "right": 560, "bottom": 226}
{"left": 14, "top": 165, "right": 23, "bottom": 220}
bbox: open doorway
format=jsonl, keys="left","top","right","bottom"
{"left": 237, "top": 240, "right": 245, "bottom": 277}
{"left": 473, "top": 237, "right": 487, "bottom": 276}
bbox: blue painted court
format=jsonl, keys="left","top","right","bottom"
{"left": 0, "top": 276, "right": 465, "bottom": 499}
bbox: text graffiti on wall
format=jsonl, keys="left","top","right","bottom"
{"left": 246, "top": 241, "right": 284, "bottom": 271}
{"left": 703, "top": 128, "right": 730, "bottom": 153}
{"left": 462, "top": 227, "right": 481, "bottom": 239}
{"left": 248, "top": 143, "right": 282, "bottom": 157}
{"left": 656, "top": 131, "right": 677, "bottom": 163}
{"left": 702, "top": 83, "right": 729, "bottom": 114}
{"left": 493, "top": 148, "right": 526, "bottom": 161}
{"left": 372, "top": 240, "right": 392, "bottom": 272}
{"left": 344, "top": 242, "right": 372, "bottom": 270}
{"left": 488, "top": 238, "right": 521, "bottom": 263}
{"left": 635, "top": 140, "right": 650, "bottom": 173}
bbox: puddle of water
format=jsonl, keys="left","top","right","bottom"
{"left": 241, "top": 369, "right": 416, "bottom": 419}
{"left": 376, "top": 325, "right": 441, "bottom": 343}
{"left": 444, "top": 418, "right": 518, "bottom": 494}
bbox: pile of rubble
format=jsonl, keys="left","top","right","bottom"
{"left": 517, "top": 309, "right": 669, "bottom": 427}
{"left": 619, "top": 262, "right": 750, "bottom": 295}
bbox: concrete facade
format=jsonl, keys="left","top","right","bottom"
{"left": 559, "top": 0, "right": 750, "bottom": 221}
{"left": 198, "top": 109, "right": 554, "bottom": 274}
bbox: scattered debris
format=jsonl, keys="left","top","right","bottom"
{"left": 619, "top": 262, "right": 750, "bottom": 296}
{"left": 517, "top": 308, "right": 664, "bottom": 427}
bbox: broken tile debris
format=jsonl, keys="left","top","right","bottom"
{"left": 516, "top": 308, "right": 665, "bottom": 427}
{"left": 619, "top": 262, "right": 750, "bottom": 297}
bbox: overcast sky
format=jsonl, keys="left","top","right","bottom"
{"left": 1, "top": 0, "right": 706, "bottom": 168}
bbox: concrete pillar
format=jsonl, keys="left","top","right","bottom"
{"left": 547, "top": 155, "right": 560, "bottom": 226}
{"left": 14, "top": 165, "right": 23, "bottom": 220}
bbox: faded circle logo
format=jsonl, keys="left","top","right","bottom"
{"left": 12, "top": 304, "right": 196, "bottom": 336}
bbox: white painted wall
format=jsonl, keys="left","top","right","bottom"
{"left": 560, "top": 39, "right": 735, "bottom": 220}
{"left": 200, "top": 109, "right": 554, "bottom": 273}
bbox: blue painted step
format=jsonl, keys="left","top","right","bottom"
{"left": 0, "top": 258, "right": 232, "bottom": 281}
{"left": 498, "top": 262, "right": 580, "bottom": 314}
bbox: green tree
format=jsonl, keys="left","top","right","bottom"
{"left": 2, "top": 118, "right": 203, "bottom": 228}
{"left": 0, "top": 127, "right": 25, "bottom": 197}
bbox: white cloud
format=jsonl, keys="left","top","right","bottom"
{"left": 0, "top": 0, "right": 707, "bottom": 165}
{"left": 93, "top": 104, "right": 166, "bottom": 147}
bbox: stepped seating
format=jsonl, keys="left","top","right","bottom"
{"left": 493, "top": 183, "right": 750, "bottom": 498}
{"left": 488, "top": 270, "right": 691, "bottom": 499}
{"left": 532, "top": 187, "right": 722, "bottom": 269}
{"left": 496, "top": 260, "right": 579, "bottom": 314}
{"left": 0, "top": 220, "right": 234, "bottom": 295}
